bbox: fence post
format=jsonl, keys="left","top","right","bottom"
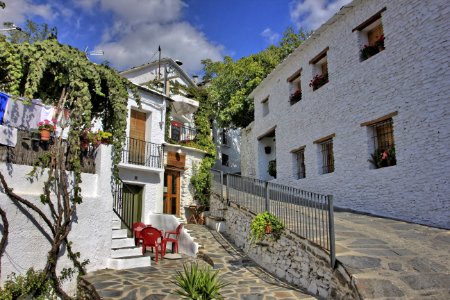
{"left": 327, "top": 195, "right": 336, "bottom": 269}
{"left": 220, "top": 171, "right": 224, "bottom": 202}
{"left": 226, "top": 173, "right": 230, "bottom": 206}
{"left": 265, "top": 181, "right": 270, "bottom": 212}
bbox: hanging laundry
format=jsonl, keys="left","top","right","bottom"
{"left": 0, "top": 92, "right": 8, "bottom": 124}
{"left": 40, "top": 105, "right": 55, "bottom": 123}
{"left": 3, "top": 98, "right": 41, "bottom": 130}
{"left": 0, "top": 124, "right": 18, "bottom": 147}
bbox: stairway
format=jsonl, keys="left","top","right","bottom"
{"left": 107, "top": 215, "right": 150, "bottom": 269}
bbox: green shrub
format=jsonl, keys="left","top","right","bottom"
{"left": 0, "top": 268, "right": 55, "bottom": 300}
{"left": 250, "top": 212, "right": 284, "bottom": 243}
{"left": 172, "top": 262, "right": 229, "bottom": 300}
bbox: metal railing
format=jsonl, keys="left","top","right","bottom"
{"left": 170, "top": 122, "right": 197, "bottom": 143}
{"left": 210, "top": 169, "right": 335, "bottom": 268}
{"left": 121, "top": 137, "right": 163, "bottom": 169}
{"left": 0, "top": 129, "right": 96, "bottom": 173}
{"left": 113, "top": 179, "right": 140, "bottom": 232}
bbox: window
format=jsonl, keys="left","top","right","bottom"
{"left": 309, "top": 47, "right": 329, "bottom": 91}
{"left": 314, "top": 134, "right": 335, "bottom": 174}
{"left": 371, "top": 119, "right": 396, "bottom": 168}
{"left": 261, "top": 96, "right": 269, "bottom": 116}
{"left": 294, "top": 148, "right": 306, "bottom": 179}
{"left": 353, "top": 8, "right": 386, "bottom": 61}
{"left": 221, "top": 129, "right": 228, "bottom": 145}
{"left": 287, "top": 69, "right": 302, "bottom": 105}
{"left": 361, "top": 112, "right": 397, "bottom": 169}
{"left": 222, "top": 153, "right": 229, "bottom": 167}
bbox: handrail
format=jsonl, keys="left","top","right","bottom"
{"left": 121, "top": 137, "right": 163, "bottom": 169}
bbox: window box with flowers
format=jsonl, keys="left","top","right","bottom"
{"left": 369, "top": 147, "right": 396, "bottom": 168}
{"left": 289, "top": 89, "right": 302, "bottom": 104}
{"left": 360, "top": 35, "right": 384, "bottom": 60}
{"left": 309, "top": 73, "right": 328, "bottom": 91}
{"left": 37, "top": 120, "right": 56, "bottom": 141}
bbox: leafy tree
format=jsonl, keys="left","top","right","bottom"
{"left": 3, "top": 20, "right": 57, "bottom": 44}
{"left": 204, "top": 27, "right": 311, "bottom": 128}
{"left": 0, "top": 37, "right": 139, "bottom": 299}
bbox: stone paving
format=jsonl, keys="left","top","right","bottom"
{"left": 81, "top": 224, "right": 316, "bottom": 300}
{"left": 82, "top": 211, "right": 450, "bottom": 299}
{"left": 334, "top": 211, "right": 450, "bottom": 299}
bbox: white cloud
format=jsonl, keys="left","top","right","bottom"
{"left": 84, "top": 0, "right": 223, "bottom": 74}
{"left": 289, "top": 0, "right": 352, "bottom": 30}
{"left": 261, "top": 28, "right": 280, "bottom": 45}
{"left": 98, "top": 22, "right": 223, "bottom": 74}
{"left": 0, "top": 0, "right": 54, "bottom": 24}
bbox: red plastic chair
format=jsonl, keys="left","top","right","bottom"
{"left": 162, "top": 223, "right": 183, "bottom": 256}
{"left": 141, "top": 226, "right": 164, "bottom": 262}
{"left": 132, "top": 222, "right": 146, "bottom": 246}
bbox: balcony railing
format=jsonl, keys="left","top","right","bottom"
{"left": 170, "top": 121, "right": 196, "bottom": 143}
{"left": 121, "top": 137, "right": 163, "bottom": 169}
{"left": 0, "top": 129, "right": 96, "bottom": 174}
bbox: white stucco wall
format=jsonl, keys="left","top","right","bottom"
{"left": 0, "top": 145, "right": 114, "bottom": 293}
{"left": 212, "top": 124, "right": 241, "bottom": 174}
{"left": 245, "top": 0, "right": 450, "bottom": 228}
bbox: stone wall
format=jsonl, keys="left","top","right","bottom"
{"left": 210, "top": 194, "right": 360, "bottom": 299}
{"left": 243, "top": 0, "right": 450, "bottom": 228}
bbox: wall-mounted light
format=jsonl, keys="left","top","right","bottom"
{"left": 265, "top": 146, "right": 271, "bottom": 154}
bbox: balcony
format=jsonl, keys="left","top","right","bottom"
{"left": 0, "top": 129, "right": 96, "bottom": 173}
{"left": 120, "top": 137, "right": 163, "bottom": 170}
{"left": 169, "top": 121, "right": 196, "bottom": 143}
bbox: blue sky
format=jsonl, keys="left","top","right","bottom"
{"left": 0, "top": 0, "right": 351, "bottom": 75}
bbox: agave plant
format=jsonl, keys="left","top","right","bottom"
{"left": 172, "top": 262, "right": 229, "bottom": 300}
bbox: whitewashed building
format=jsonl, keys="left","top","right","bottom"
{"left": 119, "top": 58, "right": 207, "bottom": 223}
{"left": 212, "top": 124, "right": 241, "bottom": 174}
{"left": 241, "top": 0, "right": 450, "bottom": 229}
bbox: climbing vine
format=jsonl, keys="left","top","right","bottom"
{"left": 0, "top": 38, "right": 140, "bottom": 299}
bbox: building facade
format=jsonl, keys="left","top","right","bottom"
{"left": 242, "top": 0, "right": 450, "bottom": 228}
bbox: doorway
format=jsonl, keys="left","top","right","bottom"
{"left": 120, "top": 183, "right": 143, "bottom": 236}
{"left": 129, "top": 109, "right": 146, "bottom": 164}
{"left": 163, "top": 170, "right": 180, "bottom": 215}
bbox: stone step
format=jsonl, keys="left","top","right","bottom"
{"left": 112, "top": 219, "right": 121, "bottom": 230}
{"left": 111, "top": 237, "right": 135, "bottom": 249}
{"left": 112, "top": 229, "right": 128, "bottom": 239}
{"left": 107, "top": 255, "right": 150, "bottom": 270}
{"left": 111, "top": 246, "right": 143, "bottom": 258}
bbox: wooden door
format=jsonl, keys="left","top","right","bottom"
{"left": 163, "top": 170, "right": 180, "bottom": 215}
{"left": 121, "top": 184, "right": 143, "bottom": 236}
{"left": 129, "top": 109, "right": 146, "bottom": 164}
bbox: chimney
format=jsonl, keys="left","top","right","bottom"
{"left": 192, "top": 75, "right": 199, "bottom": 84}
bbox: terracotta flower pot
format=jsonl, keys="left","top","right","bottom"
{"left": 40, "top": 129, "right": 51, "bottom": 141}
{"left": 265, "top": 224, "right": 272, "bottom": 234}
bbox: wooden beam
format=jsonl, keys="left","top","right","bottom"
{"left": 352, "top": 7, "right": 387, "bottom": 32}
{"left": 309, "top": 47, "right": 329, "bottom": 65}
{"left": 360, "top": 111, "right": 398, "bottom": 127}
{"left": 290, "top": 145, "right": 306, "bottom": 153}
{"left": 287, "top": 68, "right": 302, "bottom": 82}
{"left": 313, "top": 133, "right": 336, "bottom": 144}
{"left": 257, "top": 126, "right": 276, "bottom": 141}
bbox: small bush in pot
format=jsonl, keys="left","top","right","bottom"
{"left": 250, "top": 212, "right": 284, "bottom": 243}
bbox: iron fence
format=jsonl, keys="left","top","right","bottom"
{"left": 121, "top": 137, "right": 163, "bottom": 169}
{"left": 113, "top": 179, "right": 141, "bottom": 232}
{"left": 210, "top": 169, "right": 335, "bottom": 268}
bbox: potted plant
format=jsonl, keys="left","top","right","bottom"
{"left": 369, "top": 147, "right": 396, "bottom": 168}
{"left": 360, "top": 35, "right": 385, "bottom": 60}
{"left": 250, "top": 212, "right": 284, "bottom": 243}
{"left": 37, "top": 120, "right": 56, "bottom": 141}
{"left": 268, "top": 160, "right": 276, "bottom": 178}
{"left": 309, "top": 73, "right": 328, "bottom": 91}
{"left": 97, "top": 130, "right": 112, "bottom": 144}
{"left": 289, "top": 89, "right": 302, "bottom": 104}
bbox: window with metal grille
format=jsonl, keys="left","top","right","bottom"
{"left": 320, "top": 139, "right": 334, "bottom": 174}
{"left": 371, "top": 118, "right": 396, "bottom": 168}
{"left": 222, "top": 129, "right": 228, "bottom": 145}
{"left": 222, "top": 153, "right": 229, "bottom": 167}
{"left": 295, "top": 148, "right": 306, "bottom": 179}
